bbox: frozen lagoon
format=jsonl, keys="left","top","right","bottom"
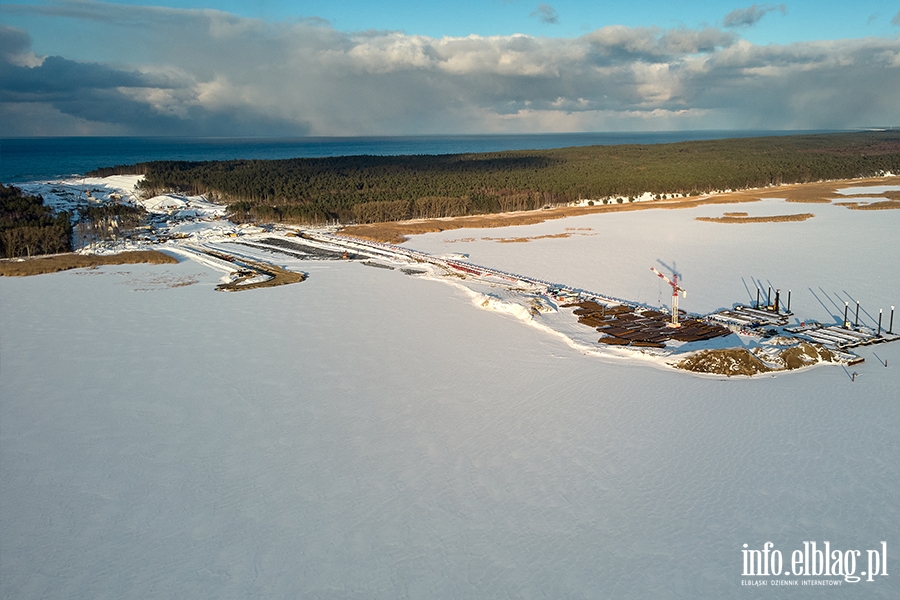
{"left": 2, "top": 193, "right": 899, "bottom": 598}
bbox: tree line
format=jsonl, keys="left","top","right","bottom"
{"left": 87, "top": 131, "right": 900, "bottom": 226}
{"left": 1, "top": 184, "right": 151, "bottom": 258}
{"left": 1, "top": 184, "right": 72, "bottom": 258}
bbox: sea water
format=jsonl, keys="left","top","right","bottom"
{"left": 0, "top": 130, "right": 839, "bottom": 184}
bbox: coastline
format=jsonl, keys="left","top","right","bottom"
{"left": 339, "top": 175, "right": 900, "bottom": 243}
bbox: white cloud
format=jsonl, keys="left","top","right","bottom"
{"left": 1, "top": 2, "right": 899, "bottom": 135}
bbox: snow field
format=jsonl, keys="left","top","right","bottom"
{"left": 1, "top": 180, "right": 899, "bottom": 598}
{"left": 406, "top": 194, "right": 900, "bottom": 329}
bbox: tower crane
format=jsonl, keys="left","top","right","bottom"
{"left": 651, "top": 267, "right": 687, "bottom": 328}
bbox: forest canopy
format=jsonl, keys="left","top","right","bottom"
{"left": 0, "top": 184, "right": 72, "bottom": 258}
{"left": 89, "top": 131, "right": 900, "bottom": 226}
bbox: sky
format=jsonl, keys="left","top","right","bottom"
{"left": 1, "top": 0, "right": 899, "bottom": 136}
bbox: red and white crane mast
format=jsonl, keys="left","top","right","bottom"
{"left": 650, "top": 267, "right": 687, "bottom": 328}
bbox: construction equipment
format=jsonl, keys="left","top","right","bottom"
{"left": 651, "top": 267, "right": 687, "bottom": 328}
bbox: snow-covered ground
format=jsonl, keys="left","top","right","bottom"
{"left": 406, "top": 192, "right": 899, "bottom": 328}
{"left": 15, "top": 176, "right": 234, "bottom": 247}
{"left": 1, "top": 180, "right": 899, "bottom": 598}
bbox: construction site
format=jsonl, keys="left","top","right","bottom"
{"left": 235, "top": 229, "right": 898, "bottom": 365}
{"left": 707, "top": 288, "right": 897, "bottom": 352}
{"left": 566, "top": 301, "right": 731, "bottom": 348}
{"left": 566, "top": 283, "right": 895, "bottom": 363}
{"left": 65, "top": 206, "right": 898, "bottom": 374}
{"left": 561, "top": 267, "right": 732, "bottom": 349}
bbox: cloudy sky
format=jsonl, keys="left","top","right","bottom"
{"left": 1, "top": 0, "right": 899, "bottom": 136}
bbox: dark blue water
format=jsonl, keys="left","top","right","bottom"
{"left": 0, "top": 131, "right": 837, "bottom": 184}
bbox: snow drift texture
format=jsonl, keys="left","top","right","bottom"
{"left": 2, "top": 191, "right": 899, "bottom": 599}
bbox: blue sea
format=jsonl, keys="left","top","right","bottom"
{"left": 0, "top": 131, "right": 837, "bottom": 184}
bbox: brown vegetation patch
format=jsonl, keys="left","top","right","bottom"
{"left": 752, "top": 176, "right": 900, "bottom": 202}
{"left": 838, "top": 200, "right": 900, "bottom": 211}
{"left": 339, "top": 195, "right": 760, "bottom": 243}
{"left": 835, "top": 190, "right": 900, "bottom": 201}
{"left": 779, "top": 343, "right": 835, "bottom": 370}
{"left": 723, "top": 211, "right": 749, "bottom": 217}
{"left": 676, "top": 348, "right": 772, "bottom": 376}
{"left": 485, "top": 232, "right": 598, "bottom": 243}
{"left": 215, "top": 266, "right": 305, "bottom": 291}
{"left": 785, "top": 197, "right": 832, "bottom": 203}
{"left": 696, "top": 213, "right": 814, "bottom": 224}
{"left": 0, "top": 250, "right": 177, "bottom": 277}
{"left": 339, "top": 176, "right": 900, "bottom": 243}
{"left": 200, "top": 249, "right": 306, "bottom": 292}
{"left": 677, "top": 341, "right": 836, "bottom": 375}
{"left": 491, "top": 233, "right": 571, "bottom": 243}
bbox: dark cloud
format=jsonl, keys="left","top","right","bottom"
{"left": 1, "top": 56, "right": 152, "bottom": 95}
{"left": 585, "top": 26, "right": 735, "bottom": 65}
{"left": 1, "top": 25, "right": 32, "bottom": 58}
{"left": 0, "top": 58, "right": 311, "bottom": 136}
{"left": 0, "top": 19, "right": 310, "bottom": 135}
{"left": 2, "top": 0, "right": 240, "bottom": 28}
{"left": 723, "top": 4, "right": 786, "bottom": 28}
{"left": 1, "top": 2, "right": 898, "bottom": 135}
{"left": 530, "top": 4, "right": 559, "bottom": 25}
